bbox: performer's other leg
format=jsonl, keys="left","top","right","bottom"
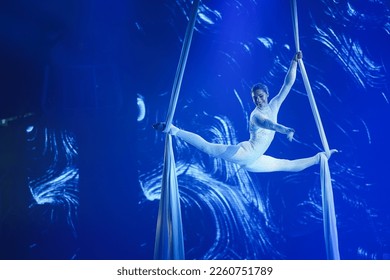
{"left": 175, "top": 128, "right": 243, "bottom": 161}
{"left": 244, "top": 154, "right": 320, "bottom": 173}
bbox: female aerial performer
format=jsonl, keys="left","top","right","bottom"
{"left": 154, "top": 51, "right": 335, "bottom": 173}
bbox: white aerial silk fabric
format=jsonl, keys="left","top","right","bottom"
{"left": 154, "top": 0, "right": 200, "bottom": 260}
{"left": 291, "top": 0, "right": 340, "bottom": 260}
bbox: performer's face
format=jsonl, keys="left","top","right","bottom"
{"left": 252, "top": 89, "right": 269, "bottom": 107}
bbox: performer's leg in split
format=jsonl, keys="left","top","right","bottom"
{"left": 153, "top": 122, "right": 336, "bottom": 173}
{"left": 244, "top": 154, "right": 318, "bottom": 173}
{"left": 243, "top": 150, "right": 336, "bottom": 173}
{"left": 153, "top": 122, "right": 247, "bottom": 163}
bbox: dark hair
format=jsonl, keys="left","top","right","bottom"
{"left": 251, "top": 83, "right": 269, "bottom": 95}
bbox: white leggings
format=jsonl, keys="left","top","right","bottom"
{"left": 176, "top": 129, "right": 319, "bottom": 173}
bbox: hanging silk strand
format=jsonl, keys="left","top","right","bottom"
{"left": 298, "top": 60, "right": 331, "bottom": 154}
{"left": 154, "top": 0, "right": 201, "bottom": 260}
{"left": 320, "top": 154, "right": 340, "bottom": 260}
{"left": 154, "top": 135, "right": 184, "bottom": 259}
{"left": 290, "top": 0, "right": 340, "bottom": 260}
{"left": 165, "top": 0, "right": 201, "bottom": 128}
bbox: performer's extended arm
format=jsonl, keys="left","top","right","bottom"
{"left": 252, "top": 113, "right": 295, "bottom": 141}
{"left": 269, "top": 51, "right": 302, "bottom": 112}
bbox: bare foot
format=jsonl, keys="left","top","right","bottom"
{"left": 152, "top": 122, "right": 179, "bottom": 135}
{"left": 152, "top": 122, "right": 167, "bottom": 132}
{"left": 317, "top": 149, "right": 338, "bottom": 163}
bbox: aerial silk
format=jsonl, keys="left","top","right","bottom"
{"left": 154, "top": 0, "right": 200, "bottom": 260}
{"left": 290, "top": 0, "right": 340, "bottom": 259}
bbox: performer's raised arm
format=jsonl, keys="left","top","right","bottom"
{"left": 269, "top": 51, "right": 302, "bottom": 112}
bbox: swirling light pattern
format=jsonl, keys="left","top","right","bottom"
{"left": 27, "top": 127, "right": 79, "bottom": 234}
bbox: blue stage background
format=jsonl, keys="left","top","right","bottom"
{"left": 0, "top": 0, "right": 389, "bottom": 259}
